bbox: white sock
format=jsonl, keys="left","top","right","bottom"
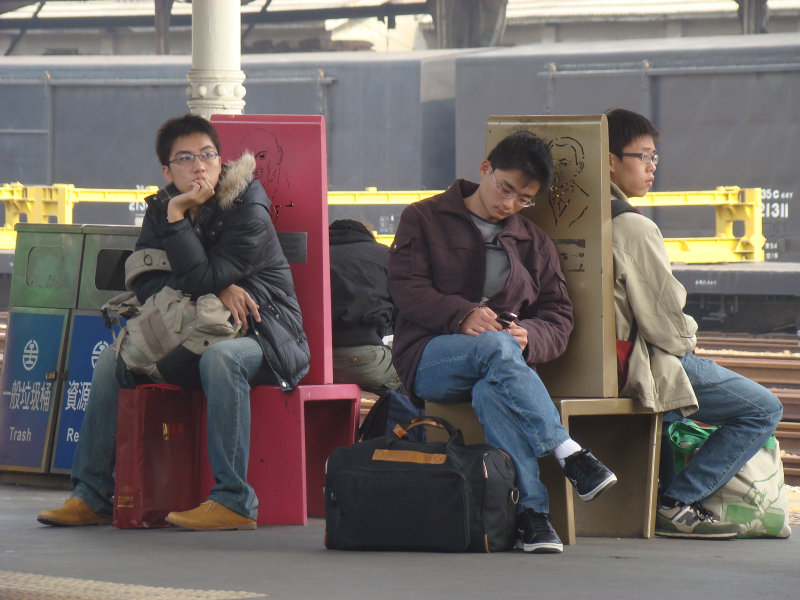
{"left": 553, "top": 439, "right": 582, "bottom": 467}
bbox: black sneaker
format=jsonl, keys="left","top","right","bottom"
{"left": 563, "top": 448, "right": 617, "bottom": 501}
{"left": 515, "top": 508, "right": 563, "bottom": 553}
{"left": 656, "top": 501, "right": 740, "bottom": 539}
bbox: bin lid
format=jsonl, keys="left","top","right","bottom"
{"left": 14, "top": 223, "right": 83, "bottom": 234}
{"left": 81, "top": 224, "right": 141, "bottom": 236}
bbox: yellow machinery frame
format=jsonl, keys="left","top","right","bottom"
{"left": 1, "top": 183, "right": 764, "bottom": 263}
{"left": 0, "top": 182, "right": 158, "bottom": 250}
{"left": 328, "top": 186, "right": 765, "bottom": 263}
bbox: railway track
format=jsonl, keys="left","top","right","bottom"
{"left": 773, "top": 388, "right": 800, "bottom": 421}
{"left": 775, "top": 423, "right": 800, "bottom": 486}
{"left": 700, "top": 355, "right": 800, "bottom": 387}
{"left": 697, "top": 333, "right": 800, "bottom": 354}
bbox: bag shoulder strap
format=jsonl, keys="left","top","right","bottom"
{"left": 612, "top": 196, "right": 641, "bottom": 389}
{"left": 357, "top": 391, "right": 392, "bottom": 441}
{"left": 610, "top": 197, "right": 642, "bottom": 219}
{"left": 101, "top": 291, "right": 138, "bottom": 329}
{"left": 611, "top": 197, "right": 640, "bottom": 343}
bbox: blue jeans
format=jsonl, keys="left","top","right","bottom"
{"left": 71, "top": 337, "right": 274, "bottom": 520}
{"left": 659, "top": 353, "right": 783, "bottom": 505}
{"left": 413, "top": 332, "right": 569, "bottom": 514}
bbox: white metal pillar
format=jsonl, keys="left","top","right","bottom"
{"left": 186, "top": 0, "right": 246, "bottom": 118}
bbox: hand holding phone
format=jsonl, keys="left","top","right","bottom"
{"left": 496, "top": 311, "right": 518, "bottom": 328}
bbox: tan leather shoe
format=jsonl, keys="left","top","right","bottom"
{"left": 165, "top": 500, "right": 256, "bottom": 531}
{"left": 37, "top": 497, "right": 111, "bottom": 527}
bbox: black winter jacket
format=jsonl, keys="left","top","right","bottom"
{"left": 131, "top": 152, "right": 310, "bottom": 390}
{"left": 329, "top": 221, "right": 393, "bottom": 347}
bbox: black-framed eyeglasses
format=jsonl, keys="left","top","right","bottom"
{"left": 618, "top": 152, "right": 659, "bottom": 166}
{"left": 169, "top": 151, "right": 220, "bottom": 166}
{"left": 491, "top": 170, "right": 536, "bottom": 208}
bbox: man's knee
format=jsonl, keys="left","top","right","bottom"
{"left": 740, "top": 378, "right": 784, "bottom": 427}
{"left": 200, "top": 339, "right": 268, "bottom": 393}
{"left": 762, "top": 389, "right": 783, "bottom": 428}
{"left": 477, "top": 331, "right": 527, "bottom": 365}
{"left": 95, "top": 345, "right": 123, "bottom": 387}
{"left": 95, "top": 344, "right": 117, "bottom": 372}
{"left": 84, "top": 346, "right": 122, "bottom": 411}
{"left": 199, "top": 341, "right": 240, "bottom": 375}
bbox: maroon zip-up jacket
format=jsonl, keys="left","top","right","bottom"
{"left": 387, "top": 179, "right": 574, "bottom": 401}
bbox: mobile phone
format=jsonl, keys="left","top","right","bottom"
{"left": 497, "top": 311, "right": 518, "bottom": 328}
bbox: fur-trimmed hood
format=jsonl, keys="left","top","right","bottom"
{"left": 216, "top": 151, "right": 256, "bottom": 210}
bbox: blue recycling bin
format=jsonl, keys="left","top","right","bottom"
{"left": 0, "top": 224, "right": 138, "bottom": 473}
{"left": 49, "top": 225, "right": 138, "bottom": 473}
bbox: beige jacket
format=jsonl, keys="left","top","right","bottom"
{"left": 611, "top": 183, "right": 699, "bottom": 415}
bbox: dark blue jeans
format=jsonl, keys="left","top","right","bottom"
{"left": 413, "top": 332, "right": 569, "bottom": 514}
{"left": 660, "top": 353, "right": 783, "bottom": 505}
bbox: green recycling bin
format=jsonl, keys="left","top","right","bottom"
{"left": 9, "top": 223, "right": 83, "bottom": 310}
{"left": 50, "top": 225, "right": 139, "bottom": 473}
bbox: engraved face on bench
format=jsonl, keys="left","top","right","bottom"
{"left": 548, "top": 136, "right": 590, "bottom": 228}
{"left": 242, "top": 128, "right": 292, "bottom": 219}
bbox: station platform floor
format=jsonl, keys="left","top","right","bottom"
{"left": 1, "top": 482, "right": 799, "bottom": 600}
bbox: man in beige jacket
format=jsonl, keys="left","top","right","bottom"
{"left": 605, "top": 108, "right": 782, "bottom": 539}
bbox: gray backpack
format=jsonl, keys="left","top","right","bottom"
{"left": 102, "top": 249, "right": 243, "bottom": 386}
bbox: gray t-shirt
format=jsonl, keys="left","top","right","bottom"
{"left": 470, "top": 213, "right": 510, "bottom": 300}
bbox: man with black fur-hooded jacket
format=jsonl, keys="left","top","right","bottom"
{"left": 37, "top": 114, "right": 310, "bottom": 531}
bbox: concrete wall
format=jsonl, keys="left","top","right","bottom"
{"left": 453, "top": 33, "right": 800, "bottom": 260}
{"left": 0, "top": 50, "right": 464, "bottom": 190}
{"left": 2, "top": 34, "right": 799, "bottom": 258}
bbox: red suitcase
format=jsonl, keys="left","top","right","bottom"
{"left": 113, "top": 384, "right": 202, "bottom": 528}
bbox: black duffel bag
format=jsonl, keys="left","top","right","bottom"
{"left": 324, "top": 415, "right": 519, "bottom": 552}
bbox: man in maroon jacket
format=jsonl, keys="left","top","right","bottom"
{"left": 387, "top": 131, "right": 616, "bottom": 553}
